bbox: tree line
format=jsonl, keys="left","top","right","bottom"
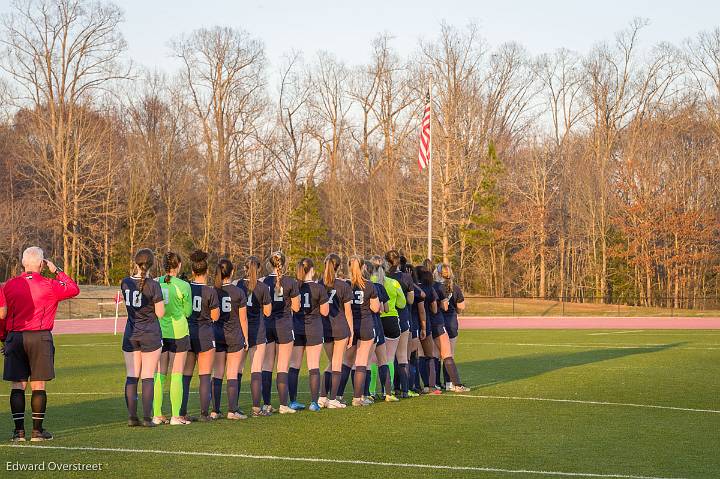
{"left": 0, "top": 0, "right": 718, "bottom": 308}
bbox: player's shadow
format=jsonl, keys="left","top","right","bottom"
{"left": 457, "top": 342, "right": 684, "bottom": 388}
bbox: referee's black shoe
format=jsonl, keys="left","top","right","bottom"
{"left": 30, "top": 429, "right": 53, "bottom": 441}
{"left": 11, "top": 429, "right": 25, "bottom": 442}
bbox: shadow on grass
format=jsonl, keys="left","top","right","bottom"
{"left": 458, "top": 343, "right": 684, "bottom": 389}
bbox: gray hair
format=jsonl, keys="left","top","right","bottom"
{"left": 22, "top": 246, "right": 44, "bottom": 270}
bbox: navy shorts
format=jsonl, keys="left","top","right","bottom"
{"left": 122, "top": 323, "right": 162, "bottom": 353}
{"left": 323, "top": 316, "right": 350, "bottom": 342}
{"left": 373, "top": 315, "right": 385, "bottom": 346}
{"left": 410, "top": 313, "right": 420, "bottom": 339}
{"left": 162, "top": 335, "right": 190, "bottom": 353}
{"left": 398, "top": 307, "right": 411, "bottom": 333}
{"left": 2, "top": 331, "right": 56, "bottom": 382}
{"left": 189, "top": 322, "right": 216, "bottom": 353}
{"left": 269, "top": 317, "right": 294, "bottom": 345}
{"left": 294, "top": 321, "right": 324, "bottom": 347}
{"left": 380, "top": 315, "right": 401, "bottom": 340}
{"left": 247, "top": 320, "right": 267, "bottom": 348}
{"left": 430, "top": 321, "right": 447, "bottom": 339}
{"left": 443, "top": 312, "right": 459, "bottom": 339}
{"left": 214, "top": 324, "right": 245, "bottom": 353}
{"left": 352, "top": 318, "right": 376, "bottom": 344}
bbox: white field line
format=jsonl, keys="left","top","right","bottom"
{"left": 0, "top": 444, "right": 686, "bottom": 479}
{"left": 587, "top": 331, "right": 645, "bottom": 336}
{"left": 449, "top": 393, "right": 720, "bottom": 414}
{"left": 458, "top": 342, "right": 720, "bottom": 351}
{"left": 1, "top": 390, "right": 716, "bottom": 415}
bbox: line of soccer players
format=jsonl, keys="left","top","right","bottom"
{"left": 120, "top": 249, "right": 468, "bottom": 426}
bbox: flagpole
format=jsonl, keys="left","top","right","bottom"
{"left": 427, "top": 75, "right": 433, "bottom": 262}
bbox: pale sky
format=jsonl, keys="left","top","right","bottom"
{"left": 1, "top": 0, "right": 717, "bottom": 71}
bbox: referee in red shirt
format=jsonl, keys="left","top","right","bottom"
{"left": 0, "top": 246, "right": 79, "bottom": 442}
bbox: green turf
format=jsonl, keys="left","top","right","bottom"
{"left": 1, "top": 330, "right": 718, "bottom": 478}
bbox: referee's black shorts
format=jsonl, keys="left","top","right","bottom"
{"left": 2, "top": 330, "right": 56, "bottom": 382}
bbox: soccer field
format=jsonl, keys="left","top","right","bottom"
{"left": 1, "top": 329, "right": 718, "bottom": 478}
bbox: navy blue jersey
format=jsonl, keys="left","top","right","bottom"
{"left": 238, "top": 279, "right": 271, "bottom": 324}
{"left": 350, "top": 280, "right": 378, "bottom": 326}
{"left": 319, "top": 278, "right": 353, "bottom": 323}
{"left": 420, "top": 284, "right": 444, "bottom": 326}
{"left": 216, "top": 283, "right": 247, "bottom": 337}
{"left": 295, "top": 281, "right": 329, "bottom": 327}
{"left": 262, "top": 274, "right": 300, "bottom": 332}
{"left": 188, "top": 282, "right": 220, "bottom": 326}
{"left": 121, "top": 276, "right": 163, "bottom": 332}
{"left": 447, "top": 283, "right": 465, "bottom": 314}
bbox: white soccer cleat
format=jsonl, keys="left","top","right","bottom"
{"left": 327, "top": 399, "right": 346, "bottom": 409}
{"left": 278, "top": 405, "right": 296, "bottom": 414}
{"left": 317, "top": 397, "right": 329, "bottom": 408}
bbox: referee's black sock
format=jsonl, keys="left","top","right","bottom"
{"left": 31, "top": 390, "right": 47, "bottom": 431}
{"left": 10, "top": 389, "right": 25, "bottom": 431}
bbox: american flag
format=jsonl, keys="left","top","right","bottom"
{"left": 418, "top": 90, "right": 431, "bottom": 170}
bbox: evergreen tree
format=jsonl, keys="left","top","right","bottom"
{"left": 288, "top": 183, "right": 327, "bottom": 261}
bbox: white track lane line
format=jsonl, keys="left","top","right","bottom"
{"left": 587, "top": 331, "right": 645, "bottom": 336}
{"left": 0, "top": 444, "right": 686, "bottom": 479}
{"left": 448, "top": 394, "right": 720, "bottom": 414}
{"left": 458, "top": 342, "right": 720, "bottom": 350}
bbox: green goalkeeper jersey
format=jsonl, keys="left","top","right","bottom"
{"left": 371, "top": 275, "right": 406, "bottom": 318}
{"left": 157, "top": 274, "right": 191, "bottom": 338}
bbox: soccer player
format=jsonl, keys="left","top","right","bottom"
{"left": 347, "top": 256, "right": 380, "bottom": 407}
{"left": 317, "top": 253, "right": 353, "bottom": 409}
{"left": 212, "top": 259, "right": 249, "bottom": 420}
{"left": 369, "top": 256, "right": 405, "bottom": 402}
{"left": 120, "top": 249, "right": 165, "bottom": 427}
{"left": 436, "top": 263, "right": 467, "bottom": 390}
{"left": 182, "top": 250, "right": 220, "bottom": 422}
{"left": 262, "top": 251, "right": 300, "bottom": 414}
{"left": 417, "top": 265, "right": 467, "bottom": 393}
{"left": 385, "top": 250, "right": 414, "bottom": 398}
{"left": 289, "top": 258, "right": 329, "bottom": 412}
{"left": 153, "top": 252, "right": 192, "bottom": 426}
{"left": 2, "top": 247, "right": 79, "bottom": 441}
{"left": 237, "top": 256, "right": 272, "bottom": 417}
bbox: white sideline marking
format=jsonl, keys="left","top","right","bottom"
{"left": 587, "top": 331, "right": 645, "bottom": 336}
{"left": 0, "top": 444, "right": 685, "bottom": 479}
{"left": 459, "top": 342, "right": 720, "bottom": 351}
{"left": 449, "top": 394, "right": 720, "bottom": 414}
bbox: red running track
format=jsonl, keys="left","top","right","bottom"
{"left": 51, "top": 315, "right": 720, "bottom": 335}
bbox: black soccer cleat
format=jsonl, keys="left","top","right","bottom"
{"left": 30, "top": 429, "right": 53, "bottom": 442}
{"left": 128, "top": 417, "right": 141, "bottom": 427}
{"left": 11, "top": 430, "right": 25, "bottom": 442}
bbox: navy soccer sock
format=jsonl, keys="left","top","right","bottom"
{"left": 288, "top": 367, "right": 300, "bottom": 403}
{"left": 250, "top": 372, "right": 262, "bottom": 408}
{"left": 180, "top": 375, "right": 192, "bottom": 416}
{"left": 199, "top": 374, "right": 211, "bottom": 416}
{"left": 227, "top": 379, "right": 239, "bottom": 413}
{"left": 353, "top": 366, "right": 367, "bottom": 399}
{"left": 212, "top": 377, "right": 223, "bottom": 413}
{"left": 261, "top": 370, "right": 272, "bottom": 405}
{"left": 338, "top": 364, "right": 352, "bottom": 398}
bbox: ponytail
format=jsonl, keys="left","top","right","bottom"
{"left": 215, "top": 258, "right": 233, "bottom": 288}
{"left": 296, "top": 257, "right": 314, "bottom": 281}
{"left": 323, "top": 253, "right": 341, "bottom": 291}
{"left": 385, "top": 250, "right": 401, "bottom": 273}
{"left": 245, "top": 256, "right": 261, "bottom": 292}
{"left": 163, "top": 251, "right": 181, "bottom": 284}
{"left": 269, "top": 251, "right": 286, "bottom": 291}
{"left": 133, "top": 248, "right": 155, "bottom": 293}
{"left": 349, "top": 255, "right": 365, "bottom": 289}
{"left": 370, "top": 255, "right": 386, "bottom": 284}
